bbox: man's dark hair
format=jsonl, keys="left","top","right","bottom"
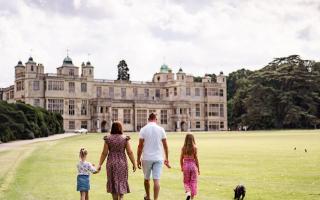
{"left": 148, "top": 113, "right": 157, "bottom": 121}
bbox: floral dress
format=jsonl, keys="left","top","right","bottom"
{"left": 104, "top": 134, "right": 130, "bottom": 194}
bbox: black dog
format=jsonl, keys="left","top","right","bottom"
{"left": 234, "top": 185, "right": 246, "bottom": 200}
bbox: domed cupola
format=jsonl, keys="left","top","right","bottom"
{"left": 178, "top": 68, "right": 183, "bottom": 73}
{"left": 63, "top": 56, "right": 73, "bottom": 65}
{"left": 86, "top": 61, "right": 91, "bottom": 66}
{"left": 160, "top": 64, "right": 169, "bottom": 73}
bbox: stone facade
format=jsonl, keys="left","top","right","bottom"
{"left": 1, "top": 56, "right": 228, "bottom": 132}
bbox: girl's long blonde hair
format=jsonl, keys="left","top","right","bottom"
{"left": 182, "top": 133, "right": 196, "bottom": 156}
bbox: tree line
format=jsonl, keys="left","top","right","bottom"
{"left": 227, "top": 55, "right": 320, "bottom": 130}
{"left": 0, "top": 101, "right": 64, "bottom": 142}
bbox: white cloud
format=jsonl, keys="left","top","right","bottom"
{"left": 0, "top": 0, "right": 320, "bottom": 87}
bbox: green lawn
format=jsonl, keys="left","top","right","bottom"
{"left": 0, "top": 130, "right": 319, "bottom": 200}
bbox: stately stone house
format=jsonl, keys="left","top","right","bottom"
{"left": 1, "top": 56, "right": 228, "bottom": 132}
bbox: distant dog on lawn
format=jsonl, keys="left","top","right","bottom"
{"left": 234, "top": 185, "right": 246, "bottom": 200}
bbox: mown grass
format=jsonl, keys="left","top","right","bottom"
{"left": 0, "top": 130, "right": 319, "bottom": 200}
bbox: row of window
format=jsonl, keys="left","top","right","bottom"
{"left": 29, "top": 81, "right": 224, "bottom": 98}
{"left": 69, "top": 120, "right": 88, "bottom": 130}
{"left": 195, "top": 121, "right": 224, "bottom": 129}
{"left": 111, "top": 109, "right": 168, "bottom": 125}
{"left": 68, "top": 120, "right": 224, "bottom": 130}
{"left": 96, "top": 87, "right": 224, "bottom": 98}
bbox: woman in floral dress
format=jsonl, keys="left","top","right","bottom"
{"left": 97, "top": 121, "right": 136, "bottom": 200}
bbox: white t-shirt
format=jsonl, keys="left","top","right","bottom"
{"left": 77, "top": 161, "right": 97, "bottom": 176}
{"left": 139, "top": 122, "right": 167, "bottom": 161}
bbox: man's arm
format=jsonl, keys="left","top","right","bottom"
{"left": 162, "top": 138, "right": 171, "bottom": 168}
{"left": 137, "top": 138, "right": 144, "bottom": 169}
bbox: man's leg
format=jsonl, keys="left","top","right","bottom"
{"left": 152, "top": 161, "right": 164, "bottom": 200}
{"left": 142, "top": 160, "right": 152, "bottom": 200}
{"left": 153, "top": 179, "right": 160, "bottom": 200}
{"left": 144, "top": 179, "right": 151, "bottom": 199}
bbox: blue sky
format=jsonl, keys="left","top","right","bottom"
{"left": 1, "top": 0, "right": 320, "bottom": 86}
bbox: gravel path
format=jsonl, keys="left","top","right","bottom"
{"left": 0, "top": 133, "right": 78, "bottom": 152}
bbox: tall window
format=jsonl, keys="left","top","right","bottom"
{"left": 220, "top": 104, "right": 224, "bottom": 117}
{"left": 195, "top": 104, "right": 200, "bottom": 117}
{"left": 16, "top": 81, "right": 23, "bottom": 91}
{"left": 33, "top": 81, "right": 40, "bottom": 91}
{"left": 155, "top": 89, "right": 160, "bottom": 98}
{"left": 196, "top": 121, "right": 201, "bottom": 128}
{"left": 133, "top": 88, "right": 138, "bottom": 97}
{"left": 112, "top": 109, "right": 118, "bottom": 121}
{"left": 174, "top": 87, "right": 177, "bottom": 96}
{"left": 69, "top": 121, "right": 75, "bottom": 129}
{"left": 195, "top": 88, "right": 200, "bottom": 96}
{"left": 186, "top": 87, "right": 191, "bottom": 96}
{"left": 208, "top": 88, "right": 219, "bottom": 96}
{"left": 144, "top": 89, "right": 149, "bottom": 97}
{"left": 166, "top": 89, "right": 169, "bottom": 97}
{"left": 109, "top": 87, "right": 114, "bottom": 97}
{"left": 69, "top": 82, "right": 75, "bottom": 93}
{"left": 121, "top": 88, "right": 126, "bottom": 98}
{"left": 48, "top": 99, "right": 64, "bottom": 115}
{"left": 81, "top": 83, "right": 87, "bottom": 92}
{"left": 219, "top": 89, "right": 224, "bottom": 97}
{"left": 81, "top": 100, "right": 87, "bottom": 115}
{"left": 69, "top": 69, "right": 74, "bottom": 76}
{"left": 123, "top": 109, "right": 131, "bottom": 124}
{"left": 33, "top": 99, "right": 40, "bottom": 107}
{"left": 208, "top": 121, "right": 219, "bottom": 130}
{"left": 220, "top": 121, "right": 224, "bottom": 129}
{"left": 69, "top": 99, "right": 75, "bottom": 115}
{"left": 48, "top": 81, "right": 64, "bottom": 90}
{"left": 160, "top": 110, "right": 168, "bottom": 124}
{"left": 208, "top": 104, "right": 219, "bottom": 116}
{"left": 97, "top": 87, "right": 102, "bottom": 97}
{"left": 137, "top": 110, "right": 147, "bottom": 130}
{"left": 81, "top": 121, "right": 88, "bottom": 129}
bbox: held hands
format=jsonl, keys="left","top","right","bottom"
{"left": 132, "top": 164, "right": 137, "bottom": 172}
{"left": 137, "top": 160, "right": 142, "bottom": 169}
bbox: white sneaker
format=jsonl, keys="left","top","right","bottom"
{"left": 186, "top": 191, "right": 191, "bottom": 200}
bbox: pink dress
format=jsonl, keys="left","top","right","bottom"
{"left": 182, "top": 156, "right": 198, "bottom": 196}
{"left": 104, "top": 135, "right": 130, "bottom": 194}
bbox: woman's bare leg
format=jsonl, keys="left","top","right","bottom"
{"left": 111, "top": 193, "right": 118, "bottom": 200}
{"left": 119, "top": 194, "right": 124, "bottom": 200}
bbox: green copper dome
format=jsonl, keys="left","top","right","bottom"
{"left": 63, "top": 56, "right": 73, "bottom": 65}
{"left": 160, "top": 64, "right": 172, "bottom": 73}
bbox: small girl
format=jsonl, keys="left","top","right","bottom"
{"left": 180, "top": 133, "right": 200, "bottom": 200}
{"left": 77, "top": 148, "right": 97, "bottom": 200}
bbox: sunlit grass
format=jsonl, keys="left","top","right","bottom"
{"left": 0, "top": 130, "right": 319, "bottom": 200}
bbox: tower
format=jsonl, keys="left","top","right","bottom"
{"left": 81, "top": 61, "right": 94, "bottom": 80}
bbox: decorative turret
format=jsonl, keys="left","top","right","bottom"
{"left": 57, "top": 55, "right": 79, "bottom": 77}
{"left": 176, "top": 68, "right": 186, "bottom": 82}
{"left": 216, "top": 71, "right": 226, "bottom": 84}
{"left": 15, "top": 60, "right": 25, "bottom": 79}
{"left": 81, "top": 60, "right": 94, "bottom": 79}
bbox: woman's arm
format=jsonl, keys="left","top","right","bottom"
{"left": 180, "top": 148, "right": 184, "bottom": 172}
{"left": 194, "top": 147, "right": 200, "bottom": 175}
{"left": 125, "top": 140, "right": 137, "bottom": 172}
{"left": 97, "top": 142, "right": 109, "bottom": 172}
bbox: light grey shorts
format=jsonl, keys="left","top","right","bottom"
{"left": 142, "top": 160, "right": 163, "bottom": 180}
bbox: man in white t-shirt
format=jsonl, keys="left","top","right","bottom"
{"left": 137, "top": 113, "right": 170, "bottom": 200}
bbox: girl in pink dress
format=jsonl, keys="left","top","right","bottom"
{"left": 180, "top": 133, "right": 200, "bottom": 200}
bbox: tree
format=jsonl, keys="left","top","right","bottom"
{"left": 227, "top": 55, "right": 320, "bottom": 130}
{"left": 117, "top": 60, "right": 130, "bottom": 81}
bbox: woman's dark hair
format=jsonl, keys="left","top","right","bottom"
{"left": 111, "top": 121, "right": 123, "bottom": 135}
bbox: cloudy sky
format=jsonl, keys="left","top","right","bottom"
{"left": 1, "top": 0, "right": 320, "bottom": 86}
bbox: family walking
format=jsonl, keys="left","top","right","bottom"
{"left": 76, "top": 113, "right": 200, "bottom": 200}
